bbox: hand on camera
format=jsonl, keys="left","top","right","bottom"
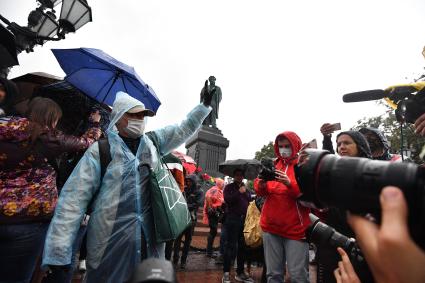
{"left": 348, "top": 186, "right": 425, "bottom": 283}
{"left": 275, "top": 170, "right": 290, "bottom": 186}
{"left": 334, "top": 247, "right": 361, "bottom": 283}
{"left": 414, "top": 113, "right": 425, "bottom": 136}
{"left": 320, "top": 123, "right": 335, "bottom": 136}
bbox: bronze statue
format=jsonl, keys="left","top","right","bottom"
{"left": 200, "top": 76, "right": 222, "bottom": 128}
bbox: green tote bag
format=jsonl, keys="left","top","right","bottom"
{"left": 147, "top": 132, "right": 192, "bottom": 243}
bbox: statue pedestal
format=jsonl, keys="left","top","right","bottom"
{"left": 185, "top": 125, "right": 229, "bottom": 178}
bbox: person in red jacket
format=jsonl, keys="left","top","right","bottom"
{"left": 254, "top": 131, "right": 310, "bottom": 283}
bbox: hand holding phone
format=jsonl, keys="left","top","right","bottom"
{"left": 320, "top": 123, "right": 341, "bottom": 136}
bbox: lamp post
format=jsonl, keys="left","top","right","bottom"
{"left": 0, "top": 0, "right": 92, "bottom": 77}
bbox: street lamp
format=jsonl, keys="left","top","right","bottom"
{"left": 0, "top": 0, "right": 92, "bottom": 53}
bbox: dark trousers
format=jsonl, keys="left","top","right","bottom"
{"left": 219, "top": 221, "right": 227, "bottom": 255}
{"left": 223, "top": 214, "right": 246, "bottom": 274}
{"left": 0, "top": 222, "right": 49, "bottom": 283}
{"left": 173, "top": 223, "right": 195, "bottom": 264}
{"left": 206, "top": 214, "right": 219, "bottom": 255}
{"left": 165, "top": 240, "right": 174, "bottom": 261}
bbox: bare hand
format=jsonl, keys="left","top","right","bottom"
{"left": 348, "top": 186, "right": 425, "bottom": 283}
{"left": 275, "top": 169, "right": 290, "bottom": 186}
{"left": 334, "top": 247, "right": 361, "bottom": 283}
{"left": 320, "top": 123, "right": 335, "bottom": 136}
{"left": 239, "top": 185, "right": 246, "bottom": 193}
{"left": 90, "top": 110, "right": 101, "bottom": 123}
{"left": 414, "top": 113, "right": 425, "bottom": 136}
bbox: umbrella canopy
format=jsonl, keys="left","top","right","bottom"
{"left": 172, "top": 151, "right": 196, "bottom": 164}
{"left": 171, "top": 151, "right": 197, "bottom": 174}
{"left": 182, "top": 163, "right": 197, "bottom": 175}
{"left": 11, "top": 72, "right": 62, "bottom": 115}
{"left": 36, "top": 81, "right": 111, "bottom": 135}
{"left": 0, "top": 25, "right": 18, "bottom": 69}
{"left": 219, "top": 159, "right": 262, "bottom": 180}
{"left": 51, "top": 48, "right": 161, "bottom": 112}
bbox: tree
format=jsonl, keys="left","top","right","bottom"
{"left": 351, "top": 102, "right": 425, "bottom": 164}
{"left": 254, "top": 141, "right": 275, "bottom": 160}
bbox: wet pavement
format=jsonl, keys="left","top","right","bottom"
{"left": 175, "top": 250, "right": 317, "bottom": 283}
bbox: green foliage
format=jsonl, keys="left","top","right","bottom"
{"left": 255, "top": 141, "right": 275, "bottom": 160}
{"left": 351, "top": 103, "right": 425, "bottom": 164}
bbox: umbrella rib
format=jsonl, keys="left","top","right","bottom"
{"left": 79, "top": 48, "right": 137, "bottom": 80}
{"left": 66, "top": 67, "right": 114, "bottom": 79}
{"left": 94, "top": 74, "right": 115, "bottom": 100}
{"left": 101, "top": 73, "right": 121, "bottom": 103}
{"left": 125, "top": 76, "right": 147, "bottom": 96}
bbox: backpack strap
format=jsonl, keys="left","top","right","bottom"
{"left": 146, "top": 131, "right": 160, "bottom": 153}
{"left": 87, "top": 138, "right": 111, "bottom": 214}
{"left": 98, "top": 138, "right": 112, "bottom": 180}
{"left": 147, "top": 131, "right": 172, "bottom": 170}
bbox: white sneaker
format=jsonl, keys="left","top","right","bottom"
{"left": 235, "top": 272, "right": 254, "bottom": 282}
{"left": 79, "top": 260, "right": 87, "bottom": 272}
{"left": 222, "top": 272, "right": 231, "bottom": 283}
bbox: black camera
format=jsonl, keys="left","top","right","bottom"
{"left": 308, "top": 214, "right": 373, "bottom": 282}
{"left": 258, "top": 158, "right": 276, "bottom": 181}
{"left": 308, "top": 214, "right": 363, "bottom": 262}
{"left": 306, "top": 213, "right": 364, "bottom": 263}
{"left": 295, "top": 149, "right": 425, "bottom": 246}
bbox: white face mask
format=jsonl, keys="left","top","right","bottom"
{"left": 125, "top": 118, "right": 145, "bottom": 138}
{"left": 279, "top": 147, "right": 292, "bottom": 158}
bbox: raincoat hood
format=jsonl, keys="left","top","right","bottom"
{"left": 359, "top": 127, "right": 391, "bottom": 160}
{"left": 108, "top": 91, "right": 154, "bottom": 133}
{"left": 336, "top": 130, "right": 372, "bottom": 158}
{"left": 274, "top": 131, "right": 302, "bottom": 163}
{"left": 214, "top": 178, "right": 224, "bottom": 189}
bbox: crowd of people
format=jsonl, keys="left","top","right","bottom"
{"left": 1, "top": 73, "right": 425, "bottom": 283}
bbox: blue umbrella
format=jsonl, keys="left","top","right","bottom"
{"left": 51, "top": 48, "right": 161, "bottom": 112}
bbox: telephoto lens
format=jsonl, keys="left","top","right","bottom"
{"left": 307, "top": 214, "right": 373, "bottom": 282}
{"left": 295, "top": 149, "right": 425, "bottom": 247}
{"left": 307, "top": 214, "right": 361, "bottom": 261}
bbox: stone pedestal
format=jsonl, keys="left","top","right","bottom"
{"left": 185, "top": 126, "right": 229, "bottom": 178}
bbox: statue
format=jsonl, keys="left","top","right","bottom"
{"left": 200, "top": 76, "right": 222, "bottom": 128}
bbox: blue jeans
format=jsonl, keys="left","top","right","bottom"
{"left": 0, "top": 222, "right": 49, "bottom": 283}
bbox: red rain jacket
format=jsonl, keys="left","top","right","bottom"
{"left": 254, "top": 131, "right": 310, "bottom": 240}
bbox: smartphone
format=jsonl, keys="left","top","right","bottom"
{"left": 330, "top": 123, "right": 341, "bottom": 131}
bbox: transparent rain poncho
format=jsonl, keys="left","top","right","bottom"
{"left": 42, "top": 92, "right": 210, "bottom": 283}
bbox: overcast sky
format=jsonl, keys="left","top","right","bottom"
{"left": 2, "top": 0, "right": 425, "bottom": 159}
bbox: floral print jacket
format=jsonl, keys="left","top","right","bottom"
{"left": 0, "top": 117, "right": 101, "bottom": 223}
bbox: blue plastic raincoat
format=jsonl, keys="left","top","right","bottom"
{"left": 42, "top": 92, "right": 211, "bottom": 282}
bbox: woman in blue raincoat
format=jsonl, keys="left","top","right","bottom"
{"left": 42, "top": 91, "right": 212, "bottom": 282}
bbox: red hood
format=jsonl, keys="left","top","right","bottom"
{"left": 274, "top": 131, "right": 302, "bottom": 164}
